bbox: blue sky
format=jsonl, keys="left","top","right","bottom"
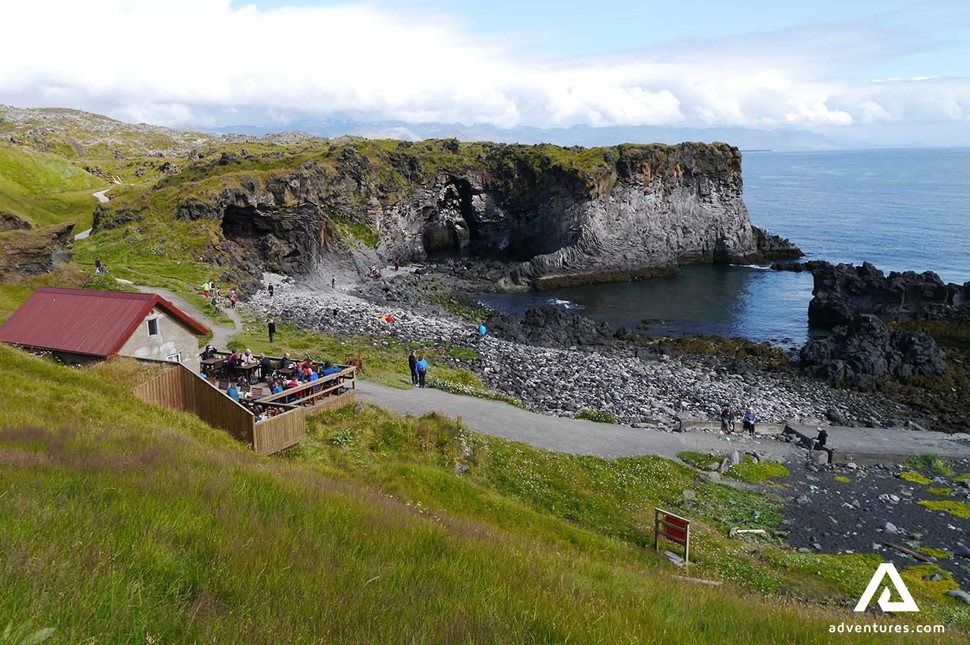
{"left": 1, "top": 0, "right": 967, "bottom": 145}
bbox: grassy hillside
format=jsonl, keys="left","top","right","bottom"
{"left": 0, "top": 344, "right": 967, "bottom": 641}
{"left": 0, "top": 143, "right": 105, "bottom": 228}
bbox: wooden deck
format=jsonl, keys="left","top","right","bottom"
{"left": 133, "top": 360, "right": 356, "bottom": 455}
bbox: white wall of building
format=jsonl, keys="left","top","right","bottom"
{"left": 118, "top": 306, "right": 201, "bottom": 372}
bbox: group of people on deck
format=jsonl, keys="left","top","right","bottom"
{"left": 201, "top": 345, "right": 345, "bottom": 400}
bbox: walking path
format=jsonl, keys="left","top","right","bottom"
{"left": 74, "top": 188, "right": 111, "bottom": 240}
{"left": 356, "top": 380, "right": 800, "bottom": 461}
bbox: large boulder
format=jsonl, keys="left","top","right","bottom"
{"left": 800, "top": 314, "right": 947, "bottom": 388}
{"left": 485, "top": 305, "right": 613, "bottom": 348}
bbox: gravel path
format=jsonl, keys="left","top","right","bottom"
{"left": 74, "top": 188, "right": 111, "bottom": 240}
{"left": 357, "top": 380, "right": 800, "bottom": 461}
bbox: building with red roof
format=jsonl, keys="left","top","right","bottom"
{"left": 0, "top": 287, "right": 208, "bottom": 371}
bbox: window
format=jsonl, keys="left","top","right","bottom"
{"left": 166, "top": 353, "right": 181, "bottom": 363}
{"left": 147, "top": 318, "right": 159, "bottom": 336}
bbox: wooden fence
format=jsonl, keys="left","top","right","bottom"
{"left": 133, "top": 361, "right": 356, "bottom": 455}
{"left": 133, "top": 362, "right": 255, "bottom": 446}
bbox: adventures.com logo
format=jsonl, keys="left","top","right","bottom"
{"left": 829, "top": 562, "right": 945, "bottom": 636}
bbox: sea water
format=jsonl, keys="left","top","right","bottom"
{"left": 477, "top": 148, "right": 970, "bottom": 346}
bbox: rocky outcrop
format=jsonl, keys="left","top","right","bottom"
{"left": 0, "top": 212, "right": 31, "bottom": 233}
{"left": 157, "top": 141, "right": 799, "bottom": 290}
{"left": 0, "top": 223, "right": 74, "bottom": 277}
{"left": 778, "top": 261, "right": 970, "bottom": 328}
{"left": 800, "top": 315, "right": 947, "bottom": 388}
{"left": 485, "top": 305, "right": 614, "bottom": 348}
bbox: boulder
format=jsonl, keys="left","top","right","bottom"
{"left": 800, "top": 315, "right": 947, "bottom": 388}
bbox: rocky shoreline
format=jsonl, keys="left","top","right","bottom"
{"left": 253, "top": 271, "right": 911, "bottom": 432}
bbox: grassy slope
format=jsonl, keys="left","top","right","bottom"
{"left": 0, "top": 144, "right": 105, "bottom": 229}
{"left": 0, "top": 345, "right": 891, "bottom": 643}
{"left": 0, "top": 344, "right": 966, "bottom": 640}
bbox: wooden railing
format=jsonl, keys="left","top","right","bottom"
{"left": 132, "top": 359, "right": 356, "bottom": 456}
{"left": 256, "top": 366, "right": 356, "bottom": 408}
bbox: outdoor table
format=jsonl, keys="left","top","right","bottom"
{"left": 233, "top": 362, "right": 261, "bottom": 382}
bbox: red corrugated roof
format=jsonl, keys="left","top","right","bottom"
{"left": 0, "top": 287, "right": 209, "bottom": 357}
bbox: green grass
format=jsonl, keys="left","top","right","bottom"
{"left": 1, "top": 346, "right": 967, "bottom": 638}
{"left": 901, "top": 470, "right": 933, "bottom": 485}
{"left": 0, "top": 143, "right": 105, "bottom": 228}
{"left": 575, "top": 408, "right": 617, "bottom": 423}
{"left": 918, "top": 500, "right": 970, "bottom": 519}
{"left": 2, "top": 346, "right": 943, "bottom": 642}
{"left": 834, "top": 475, "right": 851, "bottom": 484}
{"left": 956, "top": 473, "right": 970, "bottom": 483}
{"left": 676, "top": 452, "right": 790, "bottom": 484}
{"left": 918, "top": 547, "right": 952, "bottom": 560}
{"left": 447, "top": 346, "right": 480, "bottom": 361}
{"left": 727, "top": 458, "right": 790, "bottom": 484}
{"left": 907, "top": 454, "right": 954, "bottom": 477}
{"left": 927, "top": 487, "right": 953, "bottom": 496}
{"left": 679, "top": 450, "right": 725, "bottom": 470}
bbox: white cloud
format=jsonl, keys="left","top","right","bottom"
{"left": 0, "top": 0, "right": 967, "bottom": 132}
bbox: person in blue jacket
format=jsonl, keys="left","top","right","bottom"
{"left": 415, "top": 355, "right": 429, "bottom": 388}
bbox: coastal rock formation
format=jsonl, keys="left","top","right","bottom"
{"left": 777, "top": 261, "right": 970, "bottom": 328}
{"left": 154, "top": 141, "right": 800, "bottom": 289}
{"left": 0, "top": 223, "right": 74, "bottom": 277}
{"left": 800, "top": 315, "right": 947, "bottom": 388}
{"left": 485, "top": 305, "right": 614, "bottom": 348}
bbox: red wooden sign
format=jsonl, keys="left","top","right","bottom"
{"left": 655, "top": 508, "right": 691, "bottom": 563}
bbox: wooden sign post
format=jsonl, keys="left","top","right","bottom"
{"left": 655, "top": 508, "right": 690, "bottom": 564}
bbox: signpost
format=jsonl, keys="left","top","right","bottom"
{"left": 655, "top": 508, "right": 690, "bottom": 564}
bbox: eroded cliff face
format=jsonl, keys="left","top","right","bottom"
{"left": 160, "top": 140, "right": 799, "bottom": 289}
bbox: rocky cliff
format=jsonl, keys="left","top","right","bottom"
{"left": 121, "top": 139, "right": 799, "bottom": 290}
{"left": 776, "top": 261, "right": 970, "bottom": 328}
{"left": 0, "top": 223, "right": 74, "bottom": 277}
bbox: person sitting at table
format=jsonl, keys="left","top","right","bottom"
{"left": 259, "top": 354, "right": 273, "bottom": 380}
{"left": 270, "top": 378, "right": 285, "bottom": 396}
{"left": 242, "top": 348, "right": 255, "bottom": 365}
{"left": 227, "top": 350, "right": 241, "bottom": 369}
{"left": 200, "top": 344, "right": 216, "bottom": 360}
{"left": 279, "top": 352, "right": 293, "bottom": 370}
{"left": 227, "top": 382, "right": 240, "bottom": 402}
{"left": 321, "top": 361, "right": 341, "bottom": 377}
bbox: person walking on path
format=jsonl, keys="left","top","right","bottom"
{"left": 203, "top": 280, "right": 210, "bottom": 299}
{"left": 268, "top": 319, "right": 276, "bottom": 344}
{"left": 408, "top": 350, "right": 418, "bottom": 386}
{"left": 95, "top": 257, "right": 101, "bottom": 273}
{"left": 416, "top": 355, "right": 429, "bottom": 388}
{"left": 268, "top": 284, "right": 274, "bottom": 297}
{"left": 331, "top": 275, "right": 336, "bottom": 289}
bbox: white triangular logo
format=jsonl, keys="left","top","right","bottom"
{"left": 853, "top": 563, "right": 919, "bottom": 612}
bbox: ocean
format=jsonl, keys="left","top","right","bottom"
{"left": 477, "top": 147, "right": 970, "bottom": 347}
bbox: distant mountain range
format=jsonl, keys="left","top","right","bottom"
{"left": 203, "top": 119, "right": 838, "bottom": 152}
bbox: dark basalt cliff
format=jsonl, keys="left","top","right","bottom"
{"left": 128, "top": 140, "right": 799, "bottom": 289}
{"left": 776, "top": 261, "right": 970, "bottom": 328}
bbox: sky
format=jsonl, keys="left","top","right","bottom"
{"left": 1, "top": 0, "right": 968, "bottom": 145}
